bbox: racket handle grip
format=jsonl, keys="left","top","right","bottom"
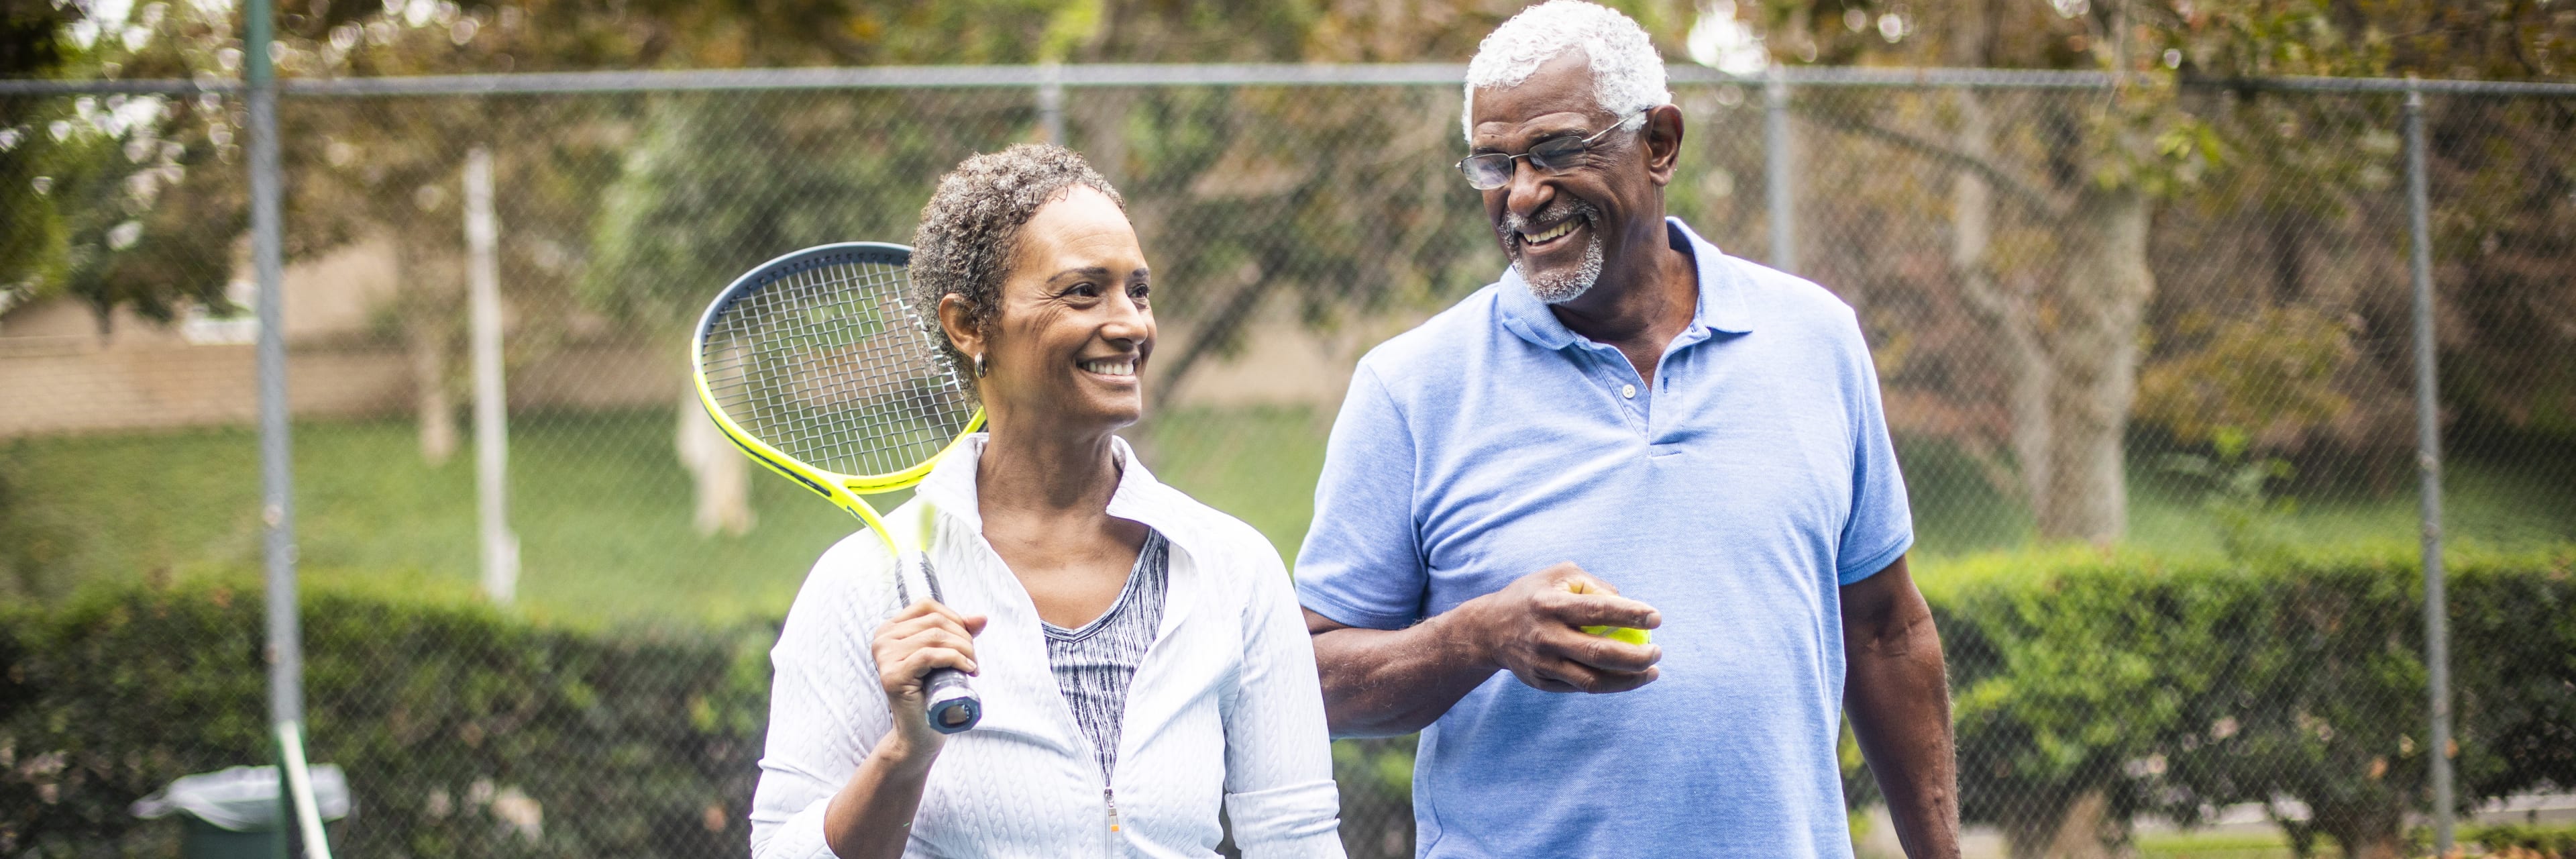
{"left": 924, "top": 668, "right": 981, "bottom": 734}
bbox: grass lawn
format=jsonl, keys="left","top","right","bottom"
{"left": 1, "top": 411, "right": 863, "bottom": 625}
{"left": 5, "top": 405, "right": 2571, "bottom": 624}
{"left": 2132, "top": 830, "right": 2310, "bottom": 858}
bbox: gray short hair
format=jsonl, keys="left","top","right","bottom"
{"left": 908, "top": 144, "right": 1126, "bottom": 383}
{"left": 1461, "top": 0, "right": 1672, "bottom": 142}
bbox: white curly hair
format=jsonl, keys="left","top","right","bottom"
{"left": 1462, "top": 1, "right": 1672, "bottom": 142}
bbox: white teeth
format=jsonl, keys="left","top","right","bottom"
{"left": 1081, "top": 360, "right": 1135, "bottom": 376}
{"left": 1523, "top": 219, "right": 1578, "bottom": 244}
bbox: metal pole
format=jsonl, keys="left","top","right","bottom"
{"left": 244, "top": 0, "right": 303, "bottom": 853}
{"left": 1764, "top": 64, "right": 1798, "bottom": 274}
{"left": 1038, "top": 60, "right": 1067, "bottom": 145}
{"left": 247, "top": 0, "right": 297, "bottom": 737}
{"left": 2403, "top": 79, "right": 2455, "bottom": 854}
{"left": 464, "top": 146, "right": 518, "bottom": 605}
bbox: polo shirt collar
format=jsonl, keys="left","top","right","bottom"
{"left": 1495, "top": 216, "right": 1755, "bottom": 352}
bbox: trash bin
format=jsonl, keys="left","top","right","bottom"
{"left": 131, "top": 764, "right": 351, "bottom": 859}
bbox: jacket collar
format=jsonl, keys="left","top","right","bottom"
{"left": 910, "top": 432, "right": 1212, "bottom": 756}
{"left": 910, "top": 430, "right": 1212, "bottom": 642}
{"left": 1495, "top": 215, "right": 1756, "bottom": 352}
{"left": 913, "top": 433, "right": 1197, "bottom": 554}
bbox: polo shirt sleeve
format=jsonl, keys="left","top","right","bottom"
{"left": 1294, "top": 363, "right": 1429, "bottom": 629}
{"left": 1837, "top": 319, "right": 1915, "bottom": 585}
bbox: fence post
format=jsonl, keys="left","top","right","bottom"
{"left": 2402, "top": 77, "right": 2455, "bottom": 855}
{"left": 244, "top": 0, "right": 305, "bottom": 852}
{"left": 246, "top": 0, "right": 299, "bottom": 748}
{"left": 465, "top": 147, "right": 519, "bottom": 605}
{"left": 1038, "top": 60, "right": 1067, "bottom": 145}
{"left": 1764, "top": 64, "right": 1797, "bottom": 274}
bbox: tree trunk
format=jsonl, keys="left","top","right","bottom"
{"left": 1146, "top": 259, "right": 1268, "bottom": 412}
{"left": 676, "top": 389, "right": 754, "bottom": 537}
{"left": 2314, "top": 803, "right": 2407, "bottom": 859}
{"left": 1944, "top": 0, "right": 2061, "bottom": 513}
{"left": 396, "top": 240, "right": 461, "bottom": 464}
{"left": 2032, "top": 186, "right": 2153, "bottom": 544}
{"left": 412, "top": 321, "right": 458, "bottom": 464}
{"left": 1999, "top": 787, "right": 2133, "bottom": 859}
{"left": 1947, "top": 89, "right": 2059, "bottom": 515}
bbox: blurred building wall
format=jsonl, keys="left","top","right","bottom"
{"left": 0, "top": 236, "right": 678, "bottom": 438}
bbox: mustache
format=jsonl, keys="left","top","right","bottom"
{"left": 1497, "top": 199, "right": 1601, "bottom": 242}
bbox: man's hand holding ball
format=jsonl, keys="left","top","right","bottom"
{"left": 1455, "top": 562, "right": 1663, "bottom": 694}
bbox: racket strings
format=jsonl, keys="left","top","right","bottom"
{"left": 700, "top": 254, "right": 978, "bottom": 480}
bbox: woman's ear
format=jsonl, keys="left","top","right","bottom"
{"left": 937, "top": 293, "right": 983, "bottom": 360}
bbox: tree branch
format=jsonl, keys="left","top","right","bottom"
{"left": 1832, "top": 116, "right": 2069, "bottom": 217}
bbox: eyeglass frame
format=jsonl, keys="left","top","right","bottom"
{"left": 1454, "top": 109, "right": 1648, "bottom": 191}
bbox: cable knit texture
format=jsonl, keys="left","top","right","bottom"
{"left": 749, "top": 435, "right": 1344, "bottom": 859}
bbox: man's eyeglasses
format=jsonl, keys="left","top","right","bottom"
{"left": 1454, "top": 111, "right": 1644, "bottom": 191}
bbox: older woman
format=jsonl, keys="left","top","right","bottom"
{"left": 748, "top": 144, "right": 1343, "bottom": 859}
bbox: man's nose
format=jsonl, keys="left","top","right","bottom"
{"left": 1504, "top": 157, "right": 1554, "bottom": 225}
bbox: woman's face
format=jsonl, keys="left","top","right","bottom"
{"left": 945, "top": 185, "right": 1155, "bottom": 435}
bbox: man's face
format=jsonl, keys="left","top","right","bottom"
{"left": 1466, "top": 52, "right": 1669, "bottom": 304}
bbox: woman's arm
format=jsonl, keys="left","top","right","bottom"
{"left": 820, "top": 601, "right": 987, "bottom": 859}
{"left": 750, "top": 538, "right": 984, "bottom": 859}
{"left": 1221, "top": 547, "right": 1350, "bottom": 859}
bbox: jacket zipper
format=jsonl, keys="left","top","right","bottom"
{"left": 1103, "top": 785, "right": 1122, "bottom": 856}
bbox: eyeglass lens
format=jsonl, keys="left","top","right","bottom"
{"left": 1459, "top": 131, "right": 1607, "bottom": 189}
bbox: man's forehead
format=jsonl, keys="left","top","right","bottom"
{"left": 1467, "top": 52, "right": 1604, "bottom": 133}
{"left": 1468, "top": 111, "right": 1605, "bottom": 146}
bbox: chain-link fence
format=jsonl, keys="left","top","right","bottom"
{"left": 5, "top": 66, "right": 2573, "bottom": 858}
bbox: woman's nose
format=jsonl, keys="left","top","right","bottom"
{"left": 1099, "top": 291, "right": 1151, "bottom": 343}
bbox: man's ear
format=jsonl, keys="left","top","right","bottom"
{"left": 1642, "top": 103, "right": 1685, "bottom": 187}
{"left": 937, "top": 293, "right": 983, "bottom": 360}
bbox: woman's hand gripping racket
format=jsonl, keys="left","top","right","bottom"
{"left": 693, "top": 242, "right": 988, "bottom": 734}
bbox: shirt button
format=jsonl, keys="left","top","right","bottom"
{"left": 1621, "top": 384, "right": 1637, "bottom": 399}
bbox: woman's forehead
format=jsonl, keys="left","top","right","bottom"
{"left": 1016, "top": 188, "right": 1141, "bottom": 271}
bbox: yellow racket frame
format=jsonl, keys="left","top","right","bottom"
{"left": 687, "top": 242, "right": 987, "bottom": 541}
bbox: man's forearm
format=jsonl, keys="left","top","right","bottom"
{"left": 1305, "top": 607, "right": 1495, "bottom": 737}
{"left": 1846, "top": 599, "right": 1960, "bottom": 859}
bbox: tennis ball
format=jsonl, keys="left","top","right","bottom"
{"left": 1582, "top": 625, "right": 1652, "bottom": 646}
{"left": 1561, "top": 580, "right": 1652, "bottom": 646}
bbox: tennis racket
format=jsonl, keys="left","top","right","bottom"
{"left": 692, "top": 242, "right": 988, "bottom": 734}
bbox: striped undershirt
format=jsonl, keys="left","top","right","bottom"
{"left": 1039, "top": 528, "right": 1169, "bottom": 780}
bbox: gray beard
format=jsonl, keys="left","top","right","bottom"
{"left": 1500, "top": 201, "right": 1607, "bottom": 304}
{"left": 1515, "top": 231, "right": 1605, "bottom": 304}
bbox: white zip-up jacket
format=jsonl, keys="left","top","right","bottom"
{"left": 749, "top": 436, "right": 1346, "bottom": 859}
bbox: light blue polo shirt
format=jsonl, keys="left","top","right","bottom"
{"left": 1295, "top": 217, "right": 1911, "bottom": 858}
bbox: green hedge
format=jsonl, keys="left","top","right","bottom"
{"left": 0, "top": 578, "right": 771, "bottom": 858}
{"left": 2463, "top": 823, "right": 2576, "bottom": 858}
{"left": 6, "top": 550, "right": 2570, "bottom": 857}
{"left": 1933, "top": 547, "right": 2576, "bottom": 858}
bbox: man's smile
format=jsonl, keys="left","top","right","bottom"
{"left": 1518, "top": 217, "right": 1583, "bottom": 250}
{"left": 1502, "top": 199, "right": 1601, "bottom": 257}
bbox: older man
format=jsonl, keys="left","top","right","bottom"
{"left": 1293, "top": 2, "right": 1960, "bottom": 856}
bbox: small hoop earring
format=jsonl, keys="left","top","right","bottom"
{"left": 971, "top": 352, "right": 988, "bottom": 378}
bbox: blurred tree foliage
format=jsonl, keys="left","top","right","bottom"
{"left": 1745, "top": 0, "right": 2570, "bottom": 852}
{"left": 1752, "top": 0, "right": 2574, "bottom": 547}
{"left": 0, "top": 0, "right": 237, "bottom": 333}
{"left": 5, "top": 0, "right": 2566, "bottom": 530}
{"left": 0, "top": 0, "right": 1688, "bottom": 507}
